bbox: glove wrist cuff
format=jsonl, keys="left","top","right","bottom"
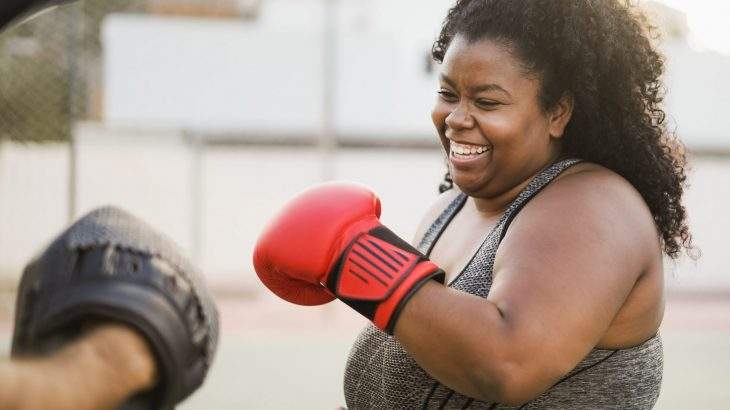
{"left": 325, "top": 225, "right": 445, "bottom": 334}
{"left": 374, "top": 262, "right": 444, "bottom": 334}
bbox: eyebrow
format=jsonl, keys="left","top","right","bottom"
{"left": 439, "top": 74, "right": 512, "bottom": 97}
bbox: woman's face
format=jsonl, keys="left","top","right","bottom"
{"left": 431, "top": 35, "right": 569, "bottom": 199}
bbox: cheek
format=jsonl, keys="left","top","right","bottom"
{"left": 431, "top": 103, "right": 451, "bottom": 149}
{"left": 475, "top": 112, "right": 520, "bottom": 145}
{"left": 431, "top": 102, "right": 450, "bottom": 132}
{"left": 478, "top": 109, "right": 542, "bottom": 148}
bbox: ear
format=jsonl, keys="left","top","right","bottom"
{"left": 548, "top": 94, "right": 574, "bottom": 139}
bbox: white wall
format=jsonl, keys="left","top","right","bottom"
{"left": 663, "top": 44, "right": 730, "bottom": 149}
{"left": 101, "top": 0, "right": 449, "bottom": 138}
{"left": 103, "top": 15, "right": 325, "bottom": 135}
{"left": 101, "top": 0, "right": 730, "bottom": 147}
{"left": 74, "top": 124, "right": 196, "bottom": 253}
{"left": 0, "top": 142, "right": 70, "bottom": 280}
{"left": 0, "top": 123, "right": 728, "bottom": 292}
{"left": 0, "top": 123, "right": 446, "bottom": 290}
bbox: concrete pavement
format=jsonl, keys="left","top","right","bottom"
{"left": 1, "top": 292, "right": 728, "bottom": 409}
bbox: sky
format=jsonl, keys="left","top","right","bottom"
{"left": 656, "top": 0, "right": 730, "bottom": 54}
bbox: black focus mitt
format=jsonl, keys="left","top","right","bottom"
{"left": 12, "top": 206, "right": 219, "bottom": 409}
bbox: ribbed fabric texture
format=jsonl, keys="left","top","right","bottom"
{"left": 343, "top": 159, "right": 663, "bottom": 409}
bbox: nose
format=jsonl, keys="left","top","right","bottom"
{"left": 445, "top": 103, "right": 474, "bottom": 131}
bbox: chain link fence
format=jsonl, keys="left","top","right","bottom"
{"left": 0, "top": 0, "right": 258, "bottom": 142}
{"left": 0, "top": 0, "right": 146, "bottom": 141}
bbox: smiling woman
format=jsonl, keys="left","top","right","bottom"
{"left": 432, "top": 37, "right": 573, "bottom": 205}
{"left": 432, "top": 0, "right": 692, "bottom": 260}
{"left": 339, "top": 0, "right": 694, "bottom": 408}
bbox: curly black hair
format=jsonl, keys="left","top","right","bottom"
{"left": 433, "top": 0, "right": 693, "bottom": 259}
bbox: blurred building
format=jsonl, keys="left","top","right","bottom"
{"left": 1, "top": 0, "right": 729, "bottom": 292}
{"left": 645, "top": 1, "right": 690, "bottom": 41}
{"left": 147, "top": 0, "right": 261, "bottom": 19}
{"left": 96, "top": 0, "right": 730, "bottom": 150}
{"left": 1, "top": 0, "right": 727, "bottom": 147}
{"left": 102, "top": 0, "right": 448, "bottom": 144}
{"left": 645, "top": 1, "right": 730, "bottom": 151}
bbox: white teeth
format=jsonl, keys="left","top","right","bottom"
{"left": 450, "top": 141, "right": 490, "bottom": 156}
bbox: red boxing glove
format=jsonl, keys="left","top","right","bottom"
{"left": 253, "top": 182, "right": 445, "bottom": 334}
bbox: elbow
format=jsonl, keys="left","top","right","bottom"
{"left": 469, "top": 359, "right": 561, "bottom": 407}
{"left": 491, "top": 366, "right": 538, "bottom": 407}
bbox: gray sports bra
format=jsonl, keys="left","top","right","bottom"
{"left": 343, "top": 159, "right": 663, "bottom": 409}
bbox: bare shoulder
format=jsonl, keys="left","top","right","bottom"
{"left": 411, "top": 188, "right": 462, "bottom": 245}
{"left": 486, "top": 163, "right": 663, "bottom": 377}
{"left": 498, "top": 162, "right": 660, "bottom": 278}
{"left": 548, "top": 162, "right": 655, "bottom": 229}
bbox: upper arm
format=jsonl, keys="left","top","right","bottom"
{"left": 488, "top": 169, "right": 657, "bottom": 392}
{"left": 411, "top": 188, "right": 462, "bottom": 246}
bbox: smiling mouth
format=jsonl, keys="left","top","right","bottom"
{"left": 449, "top": 140, "right": 491, "bottom": 158}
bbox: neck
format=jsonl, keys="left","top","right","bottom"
{"left": 470, "top": 154, "right": 564, "bottom": 216}
{"left": 470, "top": 176, "right": 532, "bottom": 216}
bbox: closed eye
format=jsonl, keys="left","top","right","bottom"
{"left": 437, "top": 90, "right": 458, "bottom": 102}
{"left": 475, "top": 99, "right": 502, "bottom": 109}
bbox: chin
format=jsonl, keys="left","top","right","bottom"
{"left": 452, "top": 173, "right": 491, "bottom": 197}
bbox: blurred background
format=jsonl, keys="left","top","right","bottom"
{"left": 0, "top": 0, "right": 728, "bottom": 408}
